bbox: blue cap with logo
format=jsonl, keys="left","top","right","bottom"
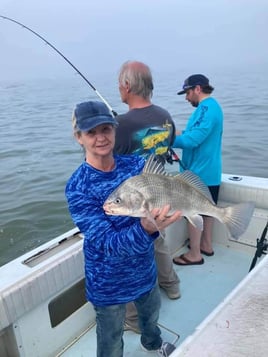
{"left": 74, "top": 101, "right": 118, "bottom": 131}
{"left": 177, "top": 74, "right": 212, "bottom": 95}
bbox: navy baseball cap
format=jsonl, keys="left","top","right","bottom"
{"left": 177, "top": 74, "right": 212, "bottom": 95}
{"left": 74, "top": 101, "right": 118, "bottom": 132}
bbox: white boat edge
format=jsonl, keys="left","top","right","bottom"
{"left": 170, "top": 241, "right": 268, "bottom": 357}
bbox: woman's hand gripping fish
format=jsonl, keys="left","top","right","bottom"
{"left": 103, "top": 155, "right": 255, "bottom": 239}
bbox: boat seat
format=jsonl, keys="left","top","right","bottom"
{"left": 220, "top": 174, "right": 268, "bottom": 210}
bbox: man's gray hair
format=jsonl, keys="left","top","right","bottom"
{"left": 118, "top": 61, "right": 154, "bottom": 99}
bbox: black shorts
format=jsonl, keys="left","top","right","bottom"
{"left": 208, "top": 185, "right": 220, "bottom": 204}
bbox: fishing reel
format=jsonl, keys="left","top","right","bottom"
{"left": 161, "top": 148, "right": 185, "bottom": 167}
{"left": 164, "top": 150, "right": 174, "bottom": 165}
{"left": 154, "top": 150, "right": 174, "bottom": 166}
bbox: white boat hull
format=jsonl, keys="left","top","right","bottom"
{"left": 0, "top": 173, "right": 267, "bottom": 356}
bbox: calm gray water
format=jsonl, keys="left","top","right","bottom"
{"left": 1, "top": 69, "right": 268, "bottom": 266}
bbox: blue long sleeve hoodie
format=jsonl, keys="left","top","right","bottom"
{"left": 65, "top": 155, "right": 158, "bottom": 306}
{"left": 173, "top": 97, "right": 223, "bottom": 185}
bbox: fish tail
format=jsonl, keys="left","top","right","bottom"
{"left": 220, "top": 201, "right": 255, "bottom": 239}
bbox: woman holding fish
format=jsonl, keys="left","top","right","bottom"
{"left": 65, "top": 101, "right": 182, "bottom": 357}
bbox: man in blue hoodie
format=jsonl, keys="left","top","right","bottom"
{"left": 172, "top": 74, "right": 223, "bottom": 266}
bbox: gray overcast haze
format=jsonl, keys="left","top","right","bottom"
{"left": 0, "top": 0, "right": 268, "bottom": 80}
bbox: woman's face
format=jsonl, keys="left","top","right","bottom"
{"left": 77, "top": 124, "right": 115, "bottom": 157}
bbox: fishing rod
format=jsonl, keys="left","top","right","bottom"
{"left": 168, "top": 147, "right": 186, "bottom": 169}
{"left": 0, "top": 14, "right": 117, "bottom": 116}
{"left": 1, "top": 14, "right": 181, "bottom": 165}
{"left": 249, "top": 220, "right": 268, "bottom": 272}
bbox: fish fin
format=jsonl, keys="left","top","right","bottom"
{"left": 142, "top": 202, "right": 166, "bottom": 239}
{"left": 187, "top": 214, "right": 204, "bottom": 231}
{"left": 220, "top": 201, "right": 255, "bottom": 239}
{"left": 143, "top": 210, "right": 165, "bottom": 238}
{"left": 158, "top": 230, "right": 166, "bottom": 239}
{"left": 175, "top": 171, "right": 215, "bottom": 203}
{"left": 140, "top": 200, "right": 156, "bottom": 223}
{"left": 143, "top": 154, "right": 169, "bottom": 176}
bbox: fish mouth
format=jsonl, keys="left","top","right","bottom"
{"left": 103, "top": 204, "right": 114, "bottom": 214}
{"left": 103, "top": 204, "right": 124, "bottom": 216}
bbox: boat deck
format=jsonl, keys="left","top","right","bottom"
{"left": 59, "top": 241, "right": 257, "bottom": 356}
{"left": 1, "top": 173, "right": 267, "bottom": 357}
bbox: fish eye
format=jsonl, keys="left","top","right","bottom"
{"left": 115, "top": 198, "right": 121, "bottom": 204}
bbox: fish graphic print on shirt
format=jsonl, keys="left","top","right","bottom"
{"left": 114, "top": 104, "right": 176, "bottom": 158}
{"left": 131, "top": 123, "right": 172, "bottom": 157}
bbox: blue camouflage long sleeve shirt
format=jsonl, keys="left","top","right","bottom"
{"left": 65, "top": 154, "right": 158, "bottom": 306}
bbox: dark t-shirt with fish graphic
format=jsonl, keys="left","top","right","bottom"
{"left": 114, "top": 104, "right": 176, "bottom": 158}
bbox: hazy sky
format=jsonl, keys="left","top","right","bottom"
{"left": 1, "top": 0, "right": 268, "bottom": 80}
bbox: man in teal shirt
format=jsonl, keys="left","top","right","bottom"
{"left": 173, "top": 74, "right": 223, "bottom": 265}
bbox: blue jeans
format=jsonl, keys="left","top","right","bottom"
{"left": 93, "top": 283, "right": 162, "bottom": 357}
